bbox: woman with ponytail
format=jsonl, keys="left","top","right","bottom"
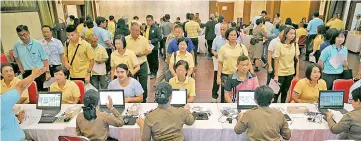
{"left": 76, "top": 89, "right": 124, "bottom": 141}
{"left": 136, "top": 82, "right": 195, "bottom": 141}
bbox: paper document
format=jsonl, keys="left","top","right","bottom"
{"left": 329, "top": 54, "right": 346, "bottom": 69}
{"left": 92, "top": 63, "right": 106, "bottom": 74}
{"left": 212, "top": 56, "right": 218, "bottom": 71}
{"left": 20, "top": 109, "right": 42, "bottom": 127}
{"left": 269, "top": 79, "right": 280, "bottom": 94}
{"left": 150, "top": 43, "right": 155, "bottom": 50}
{"left": 328, "top": 109, "right": 343, "bottom": 123}
{"left": 43, "top": 77, "right": 56, "bottom": 88}
{"left": 309, "top": 55, "right": 316, "bottom": 63}
{"left": 85, "top": 83, "right": 97, "bottom": 91}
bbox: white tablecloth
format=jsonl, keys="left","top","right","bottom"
{"left": 19, "top": 103, "right": 354, "bottom": 141}
{"left": 345, "top": 33, "right": 361, "bottom": 53}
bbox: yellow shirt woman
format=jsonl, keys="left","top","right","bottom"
{"left": 293, "top": 78, "right": 327, "bottom": 103}
{"left": 312, "top": 35, "right": 324, "bottom": 51}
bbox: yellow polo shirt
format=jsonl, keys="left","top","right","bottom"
{"left": 145, "top": 26, "right": 150, "bottom": 40}
{"left": 296, "top": 28, "right": 308, "bottom": 42}
{"left": 92, "top": 44, "right": 108, "bottom": 75}
{"left": 274, "top": 43, "right": 300, "bottom": 76}
{"left": 218, "top": 43, "right": 249, "bottom": 75}
{"left": 326, "top": 19, "right": 345, "bottom": 30}
{"left": 0, "top": 77, "right": 29, "bottom": 103}
{"left": 169, "top": 76, "right": 196, "bottom": 97}
{"left": 125, "top": 35, "right": 151, "bottom": 64}
{"left": 85, "top": 28, "right": 93, "bottom": 40}
{"left": 293, "top": 78, "right": 327, "bottom": 103}
{"left": 185, "top": 20, "right": 201, "bottom": 38}
{"left": 313, "top": 35, "right": 324, "bottom": 51}
{"left": 77, "top": 23, "right": 84, "bottom": 34}
{"left": 50, "top": 80, "right": 80, "bottom": 104}
{"left": 108, "top": 21, "right": 116, "bottom": 38}
{"left": 169, "top": 51, "right": 195, "bottom": 68}
{"left": 64, "top": 38, "right": 95, "bottom": 78}
{"left": 111, "top": 49, "right": 139, "bottom": 75}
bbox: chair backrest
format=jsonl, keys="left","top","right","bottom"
{"left": 58, "top": 136, "right": 90, "bottom": 141}
{"left": 288, "top": 79, "right": 299, "bottom": 102}
{"left": 74, "top": 80, "right": 85, "bottom": 104}
{"left": 1, "top": 53, "right": 9, "bottom": 63}
{"left": 333, "top": 79, "right": 354, "bottom": 103}
{"left": 8, "top": 50, "right": 15, "bottom": 62}
{"left": 28, "top": 81, "right": 38, "bottom": 104}
{"left": 298, "top": 35, "right": 307, "bottom": 47}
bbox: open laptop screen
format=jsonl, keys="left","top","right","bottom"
{"left": 319, "top": 91, "right": 344, "bottom": 108}
{"left": 99, "top": 90, "right": 124, "bottom": 106}
{"left": 237, "top": 90, "right": 257, "bottom": 106}
{"left": 37, "top": 92, "right": 62, "bottom": 108}
{"left": 170, "top": 89, "right": 187, "bottom": 105}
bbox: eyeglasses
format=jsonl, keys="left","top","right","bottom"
{"left": 18, "top": 32, "right": 28, "bottom": 37}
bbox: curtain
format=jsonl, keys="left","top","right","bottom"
{"left": 37, "top": 1, "right": 53, "bottom": 26}
{"left": 85, "top": 0, "right": 93, "bottom": 20}
{"left": 1, "top": 1, "right": 37, "bottom": 12}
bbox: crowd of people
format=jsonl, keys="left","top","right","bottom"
{"left": 1, "top": 10, "right": 361, "bottom": 141}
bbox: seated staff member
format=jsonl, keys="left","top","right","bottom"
{"left": 326, "top": 86, "right": 361, "bottom": 140}
{"left": 50, "top": 66, "right": 80, "bottom": 104}
{"left": 1, "top": 68, "right": 45, "bottom": 141}
{"left": 169, "top": 37, "right": 195, "bottom": 77}
{"left": 1, "top": 64, "right": 29, "bottom": 104}
{"left": 110, "top": 35, "right": 139, "bottom": 80}
{"left": 88, "top": 34, "right": 108, "bottom": 89}
{"left": 108, "top": 64, "right": 143, "bottom": 103}
{"left": 318, "top": 30, "right": 348, "bottom": 90}
{"left": 310, "top": 25, "right": 326, "bottom": 63}
{"left": 273, "top": 26, "right": 300, "bottom": 103}
{"left": 63, "top": 25, "right": 95, "bottom": 82}
{"left": 136, "top": 82, "right": 195, "bottom": 141}
{"left": 234, "top": 85, "right": 291, "bottom": 140}
{"left": 217, "top": 28, "right": 252, "bottom": 103}
{"left": 169, "top": 60, "right": 196, "bottom": 103}
{"left": 76, "top": 89, "right": 124, "bottom": 141}
{"left": 224, "top": 55, "right": 259, "bottom": 103}
{"left": 292, "top": 63, "right": 327, "bottom": 103}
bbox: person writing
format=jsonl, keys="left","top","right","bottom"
{"left": 136, "top": 82, "right": 195, "bottom": 141}
{"left": 76, "top": 89, "right": 124, "bottom": 141}
{"left": 50, "top": 66, "right": 80, "bottom": 104}
{"left": 108, "top": 64, "right": 144, "bottom": 103}
{"left": 292, "top": 64, "right": 327, "bottom": 103}
{"left": 234, "top": 85, "right": 291, "bottom": 140}
{"left": 169, "top": 60, "right": 196, "bottom": 103}
{"left": 169, "top": 37, "right": 195, "bottom": 77}
{"left": 224, "top": 55, "right": 259, "bottom": 103}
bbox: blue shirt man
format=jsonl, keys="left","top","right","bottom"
{"left": 39, "top": 37, "right": 63, "bottom": 66}
{"left": 14, "top": 39, "right": 48, "bottom": 71}
{"left": 212, "top": 36, "right": 227, "bottom": 53}
{"left": 93, "top": 26, "right": 111, "bottom": 49}
{"left": 167, "top": 37, "right": 195, "bottom": 54}
{"left": 307, "top": 15, "right": 323, "bottom": 35}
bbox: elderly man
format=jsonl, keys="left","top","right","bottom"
{"left": 88, "top": 34, "right": 108, "bottom": 89}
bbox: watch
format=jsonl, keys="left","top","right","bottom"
{"left": 87, "top": 70, "right": 91, "bottom": 73}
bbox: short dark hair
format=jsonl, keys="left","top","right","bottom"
{"left": 174, "top": 24, "right": 183, "bottom": 30}
{"left": 165, "top": 14, "right": 170, "bottom": 20}
{"left": 69, "top": 15, "right": 75, "bottom": 20}
{"left": 280, "top": 26, "right": 296, "bottom": 44}
{"left": 279, "top": 25, "right": 287, "bottom": 32}
{"left": 1, "top": 63, "right": 13, "bottom": 72}
{"left": 113, "top": 35, "right": 127, "bottom": 49}
{"left": 261, "top": 10, "right": 267, "bottom": 15}
{"left": 285, "top": 18, "right": 293, "bottom": 25}
{"left": 186, "top": 13, "right": 191, "bottom": 20}
{"left": 54, "top": 66, "right": 69, "bottom": 77}
{"left": 317, "top": 25, "right": 327, "bottom": 35}
{"left": 276, "top": 13, "right": 280, "bottom": 17}
{"left": 237, "top": 55, "right": 249, "bottom": 64}
{"left": 175, "top": 60, "right": 189, "bottom": 71}
{"left": 225, "top": 28, "right": 237, "bottom": 40}
{"left": 16, "top": 25, "right": 29, "bottom": 32}
{"left": 176, "top": 37, "right": 189, "bottom": 46}
{"left": 79, "top": 17, "right": 85, "bottom": 23}
{"left": 329, "top": 29, "right": 346, "bottom": 45}
{"left": 256, "top": 18, "right": 263, "bottom": 25}
{"left": 254, "top": 85, "right": 274, "bottom": 106}
{"left": 146, "top": 15, "right": 153, "bottom": 20}
{"left": 177, "top": 17, "right": 180, "bottom": 20}
{"left": 85, "top": 20, "right": 94, "bottom": 28}
{"left": 41, "top": 25, "right": 52, "bottom": 31}
{"left": 313, "top": 12, "right": 320, "bottom": 17}
{"left": 133, "top": 16, "right": 139, "bottom": 20}
{"left": 305, "top": 63, "right": 322, "bottom": 80}
{"left": 325, "top": 28, "right": 337, "bottom": 41}
{"left": 116, "top": 64, "right": 131, "bottom": 76}
{"left": 275, "top": 23, "right": 280, "bottom": 29}
{"left": 189, "top": 14, "right": 195, "bottom": 20}
{"left": 95, "top": 16, "right": 106, "bottom": 26}
{"left": 109, "top": 15, "right": 114, "bottom": 20}
{"left": 66, "top": 25, "right": 77, "bottom": 33}
{"left": 351, "top": 86, "right": 361, "bottom": 102}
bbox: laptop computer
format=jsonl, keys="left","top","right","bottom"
{"left": 318, "top": 90, "right": 348, "bottom": 114}
{"left": 99, "top": 89, "right": 125, "bottom": 114}
{"left": 36, "top": 92, "right": 62, "bottom": 123}
{"left": 237, "top": 90, "right": 257, "bottom": 112}
{"left": 170, "top": 89, "right": 187, "bottom": 107}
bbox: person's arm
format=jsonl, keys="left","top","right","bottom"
{"left": 280, "top": 116, "right": 292, "bottom": 140}
{"left": 106, "top": 108, "right": 125, "bottom": 127}
{"left": 16, "top": 68, "right": 45, "bottom": 94}
{"left": 327, "top": 114, "right": 352, "bottom": 134}
{"left": 110, "top": 67, "right": 115, "bottom": 80}
{"left": 292, "top": 91, "right": 303, "bottom": 103}
{"left": 17, "top": 97, "right": 27, "bottom": 104}
{"left": 357, "top": 62, "right": 361, "bottom": 79}
{"left": 187, "top": 68, "right": 194, "bottom": 77}
{"left": 234, "top": 113, "right": 248, "bottom": 134}
{"left": 295, "top": 53, "right": 300, "bottom": 80}
{"left": 13, "top": 46, "right": 24, "bottom": 73}
{"left": 211, "top": 40, "right": 218, "bottom": 57}
{"left": 217, "top": 48, "right": 224, "bottom": 85}
{"left": 125, "top": 95, "right": 143, "bottom": 103}
{"left": 73, "top": 97, "right": 80, "bottom": 104}
{"left": 140, "top": 118, "right": 152, "bottom": 141}
{"left": 132, "top": 64, "right": 140, "bottom": 76}
{"left": 183, "top": 105, "right": 196, "bottom": 125}
{"left": 62, "top": 47, "right": 71, "bottom": 69}
{"left": 274, "top": 57, "right": 279, "bottom": 81}
{"left": 267, "top": 50, "right": 273, "bottom": 72}
{"left": 76, "top": 121, "right": 82, "bottom": 136}
{"left": 187, "top": 96, "right": 195, "bottom": 103}
{"left": 88, "top": 59, "right": 95, "bottom": 72}
{"left": 224, "top": 91, "right": 233, "bottom": 103}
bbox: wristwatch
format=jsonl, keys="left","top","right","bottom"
{"left": 87, "top": 70, "right": 91, "bottom": 73}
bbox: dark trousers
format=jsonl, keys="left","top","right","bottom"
{"left": 105, "top": 48, "right": 112, "bottom": 73}
{"left": 305, "top": 34, "right": 317, "bottom": 60}
{"left": 23, "top": 70, "right": 46, "bottom": 91}
{"left": 220, "top": 73, "right": 231, "bottom": 103}
{"left": 70, "top": 77, "right": 85, "bottom": 82}
{"left": 49, "top": 65, "right": 61, "bottom": 77}
{"left": 206, "top": 39, "right": 214, "bottom": 57}
{"left": 134, "top": 62, "right": 148, "bottom": 103}
{"left": 322, "top": 73, "right": 342, "bottom": 90}
{"left": 267, "top": 58, "right": 275, "bottom": 85}
{"left": 190, "top": 38, "right": 199, "bottom": 65}
{"left": 212, "top": 71, "right": 220, "bottom": 99}
{"left": 91, "top": 75, "right": 108, "bottom": 89}
{"left": 147, "top": 49, "right": 159, "bottom": 76}
{"left": 273, "top": 75, "right": 293, "bottom": 103}
{"left": 160, "top": 37, "right": 167, "bottom": 58}
{"left": 314, "top": 50, "right": 321, "bottom": 63}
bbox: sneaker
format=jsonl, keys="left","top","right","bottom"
{"left": 211, "top": 98, "right": 218, "bottom": 103}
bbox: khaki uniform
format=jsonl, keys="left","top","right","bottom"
{"left": 141, "top": 104, "right": 195, "bottom": 141}
{"left": 76, "top": 108, "right": 124, "bottom": 141}
{"left": 328, "top": 107, "right": 361, "bottom": 140}
{"left": 234, "top": 107, "right": 291, "bottom": 141}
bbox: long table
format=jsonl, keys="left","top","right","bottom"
{"left": 18, "top": 103, "right": 353, "bottom": 141}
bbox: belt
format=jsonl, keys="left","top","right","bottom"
{"left": 50, "top": 65, "right": 60, "bottom": 67}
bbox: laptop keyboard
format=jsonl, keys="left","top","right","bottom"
{"left": 320, "top": 109, "right": 348, "bottom": 115}
{"left": 39, "top": 116, "right": 57, "bottom": 123}
{"left": 42, "top": 110, "right": 60, "bottom": 116}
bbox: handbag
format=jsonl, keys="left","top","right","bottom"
{"left": 342, "top": 66, "right": 353, "bottom": 79}
{"left": 164, "top": 52, "right": 177, "bottom": 82}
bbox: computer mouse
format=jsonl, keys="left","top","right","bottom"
{"left": 64, "top": 117, "right": 71, "bottom": 122}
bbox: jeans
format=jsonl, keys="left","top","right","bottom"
{"left": 91, "top": 75, "right": 108, "bottom": 89}
{"left": 190, "top": 38, "right": 199, "bottom": 65}
{"left": 134, "top": 62, "right": 148, "bottom": 103}
{"left": 23, "top": 70, "right": 46, "bottom": 91}
{"left": 147, "top": 49, "right": 159, "bottom": 76}
{"left": 206, "top": 39, "right": 214, "bottom": 57}
{"left": 273, "top": 75, "right": 293, "bottom": 103}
